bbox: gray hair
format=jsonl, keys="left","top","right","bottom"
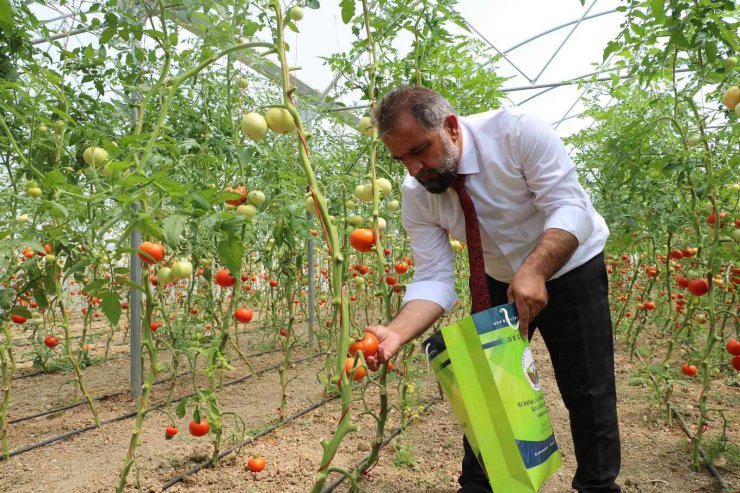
{"left": 372, "top": 86, "right": 454, "bottom": 137}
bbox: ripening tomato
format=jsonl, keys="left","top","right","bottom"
{"left": 687, "top": 278, "right": 709, "bottom": 297}
{"left": 247, "top": 456, "right": 266, "bottom": 472}
{"left": 310, "top": 229, "right": 318, "bottom": 236}
{"left": 669, "top": 249, "right": 683, "bottom": 260}
{"left": 681, "top": 363, "right": 697, "bottom": 376}
{"left": 350, "top": 229, "right": 375, "bottom": 252}
{"left": 138, "top": 241, "right": 165, "bottom": 265}
{"left": 235, "top": 308, "right": 253, "bottom": 323}
{"left": 214, "top": 269, "right": 236, "bottom": 288}
{"left": 225, "top": 186, "right": 248, "bottom": 206}
{"left": 643, "top": 301, "right": 656, "bottom": 311}
{"left": 188, "top": 419, "right": 209, "bottom": 437}
{"left": 394, "top": 261, "right": 409, "bottom": 274}
{"left": 344, "top": 357, "right": 367, "bottom": 381}
{"left": 646, "top": 266, "right": 658, "bottom": 278}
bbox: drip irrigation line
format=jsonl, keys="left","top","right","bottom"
{"left": 634, "top": 352, "right": 730, "bottom": 491}
{"left": 161, "top": 393, "right": 341, "bottom": 490}
{"left": 8, "top": 344, "right": 290, "bottom": 424}
{"left": 0, "top": 351, "right": 325, "bottom": 461}
{"left": 11, "top": 322, "right": 279, "bottom": 380}
{"left": 320, "top": 398, "right": 442, "bottom": 493}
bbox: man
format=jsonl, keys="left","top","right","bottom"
{"left": 364, "top": 86, "right": 621, "bottom": 493}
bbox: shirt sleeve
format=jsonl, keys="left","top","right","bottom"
{"left": 514, "top": 114, "right": 594, "bottom": 245}
{"left": 400, "top": 189, "right": 458, "bottom": 311}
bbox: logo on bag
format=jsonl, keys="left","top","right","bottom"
{"left": 521, "top": 347, "right": 540, "bottom": 391}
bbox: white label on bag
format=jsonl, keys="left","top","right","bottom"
{"left": 522, "top": 347, "right": 541, "bottom": 392}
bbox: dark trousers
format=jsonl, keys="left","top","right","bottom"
{"left": 458, "top": 252, "right": 621, "bottom": 493}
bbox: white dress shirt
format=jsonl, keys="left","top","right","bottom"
{"left": 401, "top": 108, "right": 610, "bottom": 311}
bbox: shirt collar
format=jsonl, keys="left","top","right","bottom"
{"left": 456, "top": 120, "right": 479, "bottom": 175}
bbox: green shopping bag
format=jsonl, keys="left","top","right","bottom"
{"left": 423, "top": 303, "right": 561, "bottom": 492}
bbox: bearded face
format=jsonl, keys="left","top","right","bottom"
{"left": 414, "top": 130, "right": 460, "bottom": 194}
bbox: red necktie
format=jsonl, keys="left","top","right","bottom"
{"left": 452, "top": 175, "right": 492, "bottom": 313}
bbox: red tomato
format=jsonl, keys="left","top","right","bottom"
{"left": 310, "top": 229, "right": 318, "bottom": 236}
{"left": 247, "top": 456, "right": 266, "bottom": 472}
{"left": 385, "top": 275, "right": 397, "bottom": 286}
{"left": 677, "top": 277, "right": 690, "bottom": 288}
{"left": 732, "top": 356, "right": 740, "bottom": 371}
{"left": 681, "top": 363, "right": 697, "bottom": 376}
{"left": 235, "top": 308, "right": 253, "bottom": 323}
{"left": 687, "top": 278, "right": 709, "bottom": 297}
{"left": 643, "top": 301, "right": 656, "bottom": 311}
{"left": 394, "top": 261, "right": 409, "bottom": 274}
{"left": 225, "top": 186, "right": 248, "bottom": 205}
{"left": 214, "top": 269, "right": 236, "bottom": 287}
{"left": 138, "top": 241, "right": 165, "bottom": 265}
{"left": 669, "top": 249, "right": 683, "bottom": 260}
{"left": 43, "top": 335, "right": 59, "bottom": 348}
{"left": 165, "top": 426, "right": 178, "bottom": 439}
{"left": 269, "top": 279, "right": 278, "bottom": 288}
{"left": 350, "top": 229, "right": 375, "bottom": 252}
{"left": 10, "top": 314, "right": 27, "bottom": 324}
{"left": 726, "top": 338, "right": 740, "bottom": 356}
{"left": 188, "top": 419, "right": 209, "bottom": 437}
{"left": 348, "top": 332, "right": 379, "bottom": 358}
{"left": 646, "top": 266, "right": 658, "bottom": 278}
{"left": 359, "top": 264, "right": 369, "bottom": 275}
{"left": 150, "top": 321, "right": 161, "bottom": 332}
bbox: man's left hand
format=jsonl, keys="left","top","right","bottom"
{"left": 506, "top": 267, "right": 548, "bottom": 339}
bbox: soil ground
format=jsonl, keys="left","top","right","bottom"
{"left": 0, "top": 318, "right": 737, "bottom": 493}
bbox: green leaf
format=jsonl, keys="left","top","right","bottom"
{"left": 100, "top": 290, "right": 122, "bottom": 326}
{"left": 176, "top": 397, "right": 188, "bottom": 418}
{"left": 162, "top": 214, "right": 188, "bottom": 247}
{"left": 44, "top": 170, "right": 66, "bottom": 188}
{"left": 339, "top": 0, "right": 355, "bottom": 24}
{"left": 0, "top": 0, "right": 14, "bottom": 32}
{"left": 217, "top": 237, "right": 243, "bottom": 275}
{"left": 603, "top": 40, "right": 623, "bottom": 62}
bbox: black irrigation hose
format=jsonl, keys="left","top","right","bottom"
{"left": 8, "top": 345, "right": 288, "bottom": 424}
{"left": 0, "top": 351, "right": 325, "bottom": 461}
{"left": 11, "top": 322, "right": 279, "bottom": 380}
{"left": 162, "top": 393, "right": 342, "bottom": 490}
{"left": 320, "top": 398, "right": 442, "bottom": 493}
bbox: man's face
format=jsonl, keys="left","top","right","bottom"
{"left": 382, "top": 112, "right": 461, "bottom": 194}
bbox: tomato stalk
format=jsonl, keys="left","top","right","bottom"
{"left": 117, "top": 270, "right": 160, "bottom": 491}
{"left": 53, "top": 270, "right": 100, "bottom": 427}
{"left": 0, "top": 320, "right": 15, "bottom": 459}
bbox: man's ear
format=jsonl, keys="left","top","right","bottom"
{"left": 445, "top": 114, "right": 461, "bottom": 142}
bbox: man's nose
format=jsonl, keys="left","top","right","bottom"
{"left": 404, "top": 159, "right": 423, "bottom": 176}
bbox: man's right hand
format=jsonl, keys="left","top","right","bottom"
{"left": 364, "top": 325, "right": 404, "bottom": 371}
